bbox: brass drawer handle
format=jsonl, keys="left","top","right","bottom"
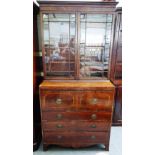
{"left": 91, "top": 124, "right": 96, "bottom": 128}
{"left": 91, "top": 135, "right": 96, "bottom": 139}
{"left": 56, "top": 124, "right": 63, "bottom": 128}
{"left": 91, "top": 114, "right": 97, "bottom": 120}
{"left": 90, "top": 98, "right": 98, "bottom": 105}
{"left": 56, "top": 114, "right": 63, "bottom": 120}
{"left": 57, "top": 135, "right": 62, "bottom": 139}
{"left": 56, "top": 98, "right": 62, "bottom": 105}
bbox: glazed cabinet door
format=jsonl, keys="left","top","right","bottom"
{"left": 79, "top": 13, "right": 113, "bottom": 79}
{"left": 42, "top": 13, "right": 76, "bottom": 79}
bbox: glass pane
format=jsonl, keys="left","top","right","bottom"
{"left": 43, "top": 14, "right": 48, "bottom": 21}
{"left": 49, "top": 22, "right": 69, "bottom": 46}
{"left": 43, "top": 13, "right": 76, "bottom": 77}
{"left": 104, "top": 44, "right": 110, "bottom": 62}
{"left": 80, "top": 47, "right": 105, "bottom": 78}
{"left": 80, "top": 14, "right": 86, "bottom": 22}
{"left": 80, "top": 22, "right": 86, "bottom": 45}
{"left": 49, "top": 14, "right": 69, "bottom": 21}
{"left": 48, "top": 14, "right": 76, "bottom": 22}
{"left": 81, "top": 14, "right": 107, "bottom": 23}
{"left": 86, "top": 23, "right": 106, "bottom": 46}
{"left": 80, "top": 23, "right": 106, "bottom": 46}
{"left": 105, "top": 23, "right": 112, "bottom": 43}
{"left": 107, "top": 14, "right": 113, "bottom": 22}
{"left": 70, "top": 21, "right": 76, "bottom": 38}
{"left": 70, "top": 14, "right": 76, "bottom": 21}
{"left": 80, "top": 13, "right": 113, "bottom": 79}
{"left": 43, "top": 22, "right": 49, "bottom": 44}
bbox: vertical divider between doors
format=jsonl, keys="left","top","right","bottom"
{"left": 75, "top": 12, "right": 80, "bottom": 80}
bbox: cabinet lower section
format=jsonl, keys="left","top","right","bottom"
{"left": 39, "top": 81, "right": 115, "bottom": 151}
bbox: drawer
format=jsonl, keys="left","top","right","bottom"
{"left": 41, "top": 92, "right": 75, "bottom": 111}
{"left": 43, "top": 121, "right": 110, "bottom": 132}
{"left": 79, "top": 91, "right": 113, "bottom": 111}
{"left": 42, "top": 111, "right": 112, "bottom": 121}
{"left": 44, "top": 131, "right": 109, "bottom": 143}
{"left": 77, "top": 121, "right": 110, "bottom": 131}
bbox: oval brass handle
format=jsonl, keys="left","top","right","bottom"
{"left": 91, "top": 124, "right": 96, "bottom": 128}
{"left": 56, "top": 114, "right": 63, "bottom": 120}
{"left": 57, "top": 135, "right": 62, "bottom": 139}
{"left": 91, "top": 135, "right": 96, "bottom": 139}
{"left": 56, "top": 124, "right": 63, "bottom": 128}
{"left": 91, "top": 114, "right": 97, "bottom": 120}
{"left": 90, "top": 98, "right": 98, "bottom": 105}
{"left": 56, "top": 98, "right": 62, "bottom": 105}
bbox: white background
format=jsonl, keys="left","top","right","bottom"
{"left": 0, "top": 0, "right": 155, "bottom": 155}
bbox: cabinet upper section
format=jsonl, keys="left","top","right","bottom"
{"left": 38, "top": 0, "right": 118, "bottom": 80}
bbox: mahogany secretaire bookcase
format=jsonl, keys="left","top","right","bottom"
{"left": 37, "top": 0, "right": 118, "bottom": 151}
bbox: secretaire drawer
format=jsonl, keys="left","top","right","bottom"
{"left": 40, "top": 92, "right": 75, "bottom": 111}
{"left": 79, "top": 91, "right": 114, "bottom": 111}
{"left": 42, "top": 121, "right": 110, "bottom": 132}
{"left": 42, "top": 111, "right": 112, "bottom": 121}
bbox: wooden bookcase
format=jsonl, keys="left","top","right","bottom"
{"left": 37, "top": 0, "right": 118, "bottom": 151}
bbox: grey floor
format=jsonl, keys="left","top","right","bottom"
{"left": 34, "top": 127, "right": 122, "bottom": 155}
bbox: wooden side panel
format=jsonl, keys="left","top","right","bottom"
{"left": 110, "top": 7, "right": 122, "bottom": 84}
{"left": 113, "top": 86, "right": 122, "bottom": 126}
{"left": 110, "top": 7, "right": 122, "bottom": 126}
{"left": 33, "top": 2, "right": 42, "bottom": 151}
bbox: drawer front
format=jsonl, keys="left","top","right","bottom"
{"left": 41, "top": 92, "right": 75, "bottom": 111}
{"left": 77, "top": 121, "right": 110, "bottom": 131}
{"left": 79, "top": 91, "right": 113, "bottom": 111}
{"left": 44, "top": 131, "right": 109, "bottom": 143}
{"left": 40, "top": 90, "right": 114, "bottom": 112}
{"left": 43, "top": 121, "right": 110, "bottom": 132}
{"left": 42, "top": 112, "right": 112, "bottom": 121}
